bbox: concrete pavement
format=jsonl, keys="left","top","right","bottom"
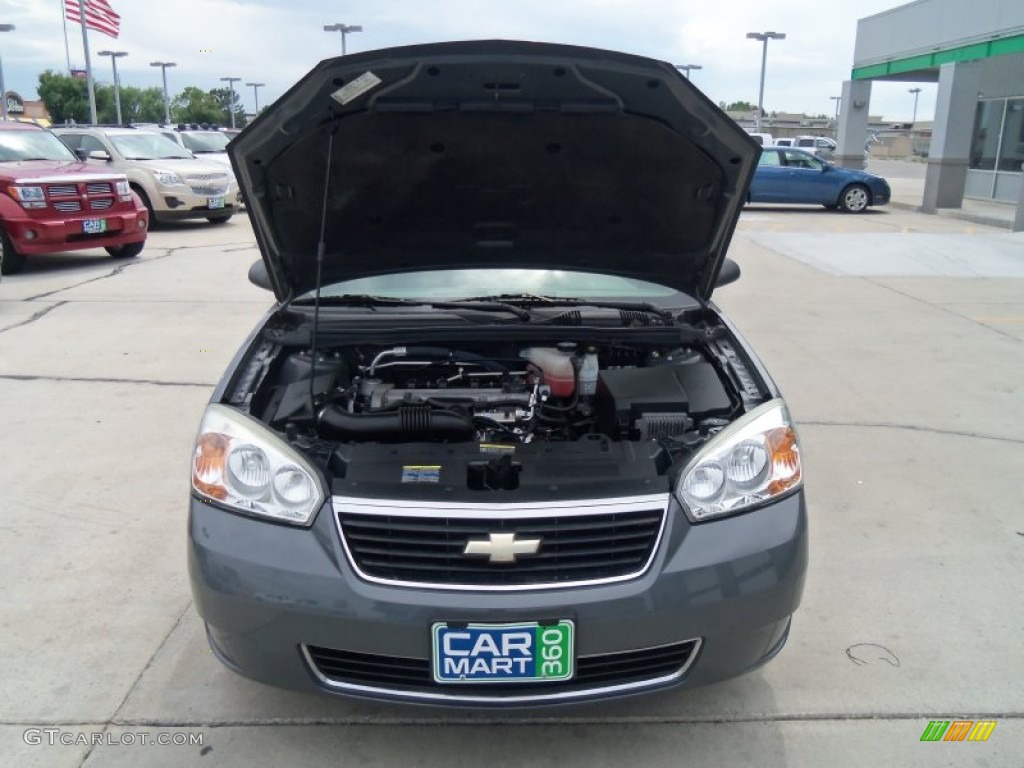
{"left": 866, "top": 158, "right": 1019, "bottom": 230}
{"left": 0, "top": 208, "right": 1021, "bottom": 766}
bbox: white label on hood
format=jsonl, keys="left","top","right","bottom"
{"left": 331, "top": 72, "right": 382, "bottom": 105}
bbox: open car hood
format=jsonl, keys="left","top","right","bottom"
{"left": 230, "top": 41, "right": 758, "bottom": 304}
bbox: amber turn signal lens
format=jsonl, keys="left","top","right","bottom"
{"left": 766, "top": 426, "right": 801, "bottom": 495}
{"left": 193, "top": 432, "right": 229, "bottom": 500}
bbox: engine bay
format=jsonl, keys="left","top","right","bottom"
{"left": 234, "top": 332, "right": 765, "bottom": 496}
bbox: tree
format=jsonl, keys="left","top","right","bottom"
{"left": 723, "top": 100, "right": 756, "bottom": 112}
{"left": 171, "top": 86, "right": 224, "bottom": 125}
{"left": 208, "top": 87, "right": 247, "bottom": 128}
{"left": 37, "top": 70, "right": 89, "bottom": 124}
{"left": 37, "top": 70, "right": 121, "bottom": 124}
{"left": 117, "top": 86, "right": 168, "bottom": 124}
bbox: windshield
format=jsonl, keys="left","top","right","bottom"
{"left": 0, "top": 129, "right": 77, "bottom": 162}
{"left": 181, "top": 132, "right": 231, "bottom": 152}
{"left": 109, "top": 134, "right": 191, "bottom": 160}
{"left": 302, "top": 269, "right": 680, "bottom": 302}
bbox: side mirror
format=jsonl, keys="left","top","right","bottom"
{"left": 87, "top": 150, "right": 112, "bottom": 162}
{"left": 73, "top": 147, "right": 90, "bottom": 161}
{"left": 715, "top": 258, "right": 741, "bottom": 288}
{"left": 248, "top": 259, "right": 273, "bottom": 291}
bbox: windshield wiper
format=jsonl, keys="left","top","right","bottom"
{"left": 292, "top": 294, "right": 532, "bottom": 321}
{"left": 461, "top": 294, "right": 675, "bottom": 321}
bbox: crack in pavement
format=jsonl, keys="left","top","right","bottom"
{"left": 5, "top": 712, "right": 1023, "bottom": 728}
{"left": 797, "top": 419, "right": 1024, "bottom": 445}
{"left": 0, "top": 374, "right": 213, "bottom": 388}
{"left": 77, "top": 601, "right": 194, "bottom": 768}
{"left": 863, "top": 277, "right": 1023, "bottom": 344}
{"left": 21, "top": 248, "right": 180, "bottom": 302}
{"left": 0, "top": 301, "right": 68, "bottom": 334}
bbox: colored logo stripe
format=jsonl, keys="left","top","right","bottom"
{"left": 920, "top": 720, "right": 996, "bottom": 742}
{"left": 944, "top": 721, "right": 973, "bottom": 741}
{"left": 968, "top": 721, "right": 996, "bottom": 742}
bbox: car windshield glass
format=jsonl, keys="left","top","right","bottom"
{"left": 303, "top": 269, "right": 679, "bottom": 302}
{"left": 109, "top": 134, "right": 191, "bottom": 160}
{"left": 181, "top": 132, "right": 230, "bottom": 152}
{"left": 0, "top": 129, "right": 77, "bottom": 162}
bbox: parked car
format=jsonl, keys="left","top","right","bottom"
{"left": 0, "top": 121, "right": 148, "bottom": 275}
{"left": 188, "top": 42, "right": 807, "bottom": 707}
{"left": 750, "top": 147, "right": 890, "bottom": 212}
{"left": 52, "top": 126, "right": 241, "bottom": 225}
{"left": 134, "top": 124, "right": 234, "bottom": 171}
{"left": 747, "top": 132, "right": 774, "bottom": 146}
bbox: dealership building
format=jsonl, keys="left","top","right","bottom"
{"left": 836, "top": 0, "right": 1024, "bottom": 226}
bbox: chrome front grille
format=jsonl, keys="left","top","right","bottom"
{"left": 86, "top": 182, "right": 112, "bottom": 194}
{"left": 183, "top": 173, "right": 227, "bottom": 182}
{"left": 304, "top": 639, "right": 700, "bottom": 703}
{"left": 334, "top": 495, "right": 668, "bottom": 590}
{"left": 47, "top": 184, "right": 78, "bottom": 197}
{"left": 90, "top": 199, "right": 113, "bottom": 210}
{"left": 53, "top": 200, "right": 83, "bottom": 212}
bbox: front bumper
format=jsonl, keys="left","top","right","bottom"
{"left": 154, "top": 187, "right": 241, "bottom": 220}
{"left": 189, "top": 491, "right": 807, "bottom": 706}
{"left": 3, "top": 210, "right": 147, "bottom": 255}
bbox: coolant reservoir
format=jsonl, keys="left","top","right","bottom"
{"left": 520, "top": 347, "right": 575, "bottom": 397}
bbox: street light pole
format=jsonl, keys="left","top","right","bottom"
{"left": 908, "top": 87, "right": 922, "bottom": 125}
{"left": 830, "top": 95, "right": 841, "bottom": 123}
{"left": 674, "top": 64, "right": 702, "bottom": 80}
{"left": 98, "top": 50, "right": 128, "bottom": 124}
{"left": 0, "top": 24, "right": 14, "bottom": 122}
{"left": 323, "top": 23, "right": 363, "bottom": 55}
{"left": 746, "top": 31, "right": 786, "bottom": 133}
{"left": 150, "top": 61, "right": 176, "bottom": 124}
{"left": 246, "top": 82, "right": 265, "bottom": 115}
{"left": 220, "top": 76, "right": 241, "bottom": 129}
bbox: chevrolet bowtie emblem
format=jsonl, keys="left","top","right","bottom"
{"left": 463, "top": 532, "right": 541, "bottom": 563}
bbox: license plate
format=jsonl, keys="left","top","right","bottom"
{"left": 207, "top": 197, "right": 225, "bottom": 209}
{"left": 432, "top": 621, "right": 574, "bottom": 684}
{"left": 82, "top": 219, "right": 107, "bottom": 234}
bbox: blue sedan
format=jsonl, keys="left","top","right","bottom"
{"left": 749, "top": 147, "right": 891, "bottom": 212}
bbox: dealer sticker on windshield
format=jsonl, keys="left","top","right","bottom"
{"left": 432, "top": 621, "right": 574, "bottom": 684}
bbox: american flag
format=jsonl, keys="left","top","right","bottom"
{"left": 65, "top": 0, "right": 121, "bottom": 39}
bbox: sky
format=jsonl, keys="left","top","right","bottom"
{"left": 0, "top": 0, "right": 938, "bottom": 123}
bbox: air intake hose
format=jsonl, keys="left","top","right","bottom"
{"left": 317, "top": 404, "right": 474, "bottom": 442}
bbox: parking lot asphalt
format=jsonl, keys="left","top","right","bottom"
{"left": 1, "top": 207, "right": 1022, "bottom": 767}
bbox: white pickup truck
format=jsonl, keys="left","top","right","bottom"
{"left": 774, "top": 135, "right": 836, "bottom": 159}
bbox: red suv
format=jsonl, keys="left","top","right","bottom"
{"left": 0, "top": 122, "right": 148, "bottom": 275}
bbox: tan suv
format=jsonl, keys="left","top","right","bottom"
{"left": 53, "top": 127, "right": 241, "bottom": 225}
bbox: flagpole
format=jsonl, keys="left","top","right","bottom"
{"left": 79, "top": 0, "right": 98, "bottom": 123}
{"left": 62, "top": 0, "right": 72, "bottom": 73}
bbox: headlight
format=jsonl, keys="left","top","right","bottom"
{"left": 152, "top": 170, "right": 185, "bottom": 186}
{"left": 115, "top": 180, "right": 131, "bottom": 195}
{"left": 8, "top": 185, "right": 46, "bottom": 203}
{"left": 191, "top": 404, "right": 325, "bottom": 525}
{"left": 676, "top": 399, "right": 802, "bottom": 522}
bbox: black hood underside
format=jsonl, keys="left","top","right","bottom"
{"left": 230, "top": 40, "right": 759, "bottom": 303}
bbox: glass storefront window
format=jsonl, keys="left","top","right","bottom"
{"left": 997, "top": 99, "right": 1024, "bottom": 173}
{"left": 970, "top": 100, "right": 1003, "bottom": 171}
